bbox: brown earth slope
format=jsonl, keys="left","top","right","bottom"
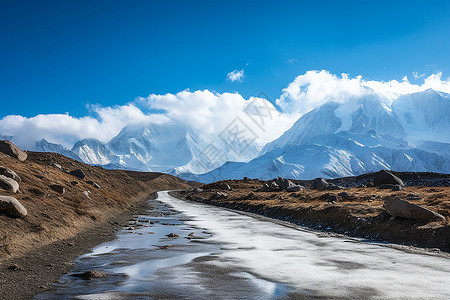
{"left": 180, "top": 176, "right": 450, "bottom": 252}
{"left": 0, "top": 151, "right": 191, "bottom": 259}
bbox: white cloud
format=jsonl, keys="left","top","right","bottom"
{"left": 142, "top": 90, "right": 297, "bottom": 144}
{"left": 0, "top": 90, "right": 297, "bottom": 150}
{"left": 277, "top": 70, "right": 450, "bottom": 115}
{"left": 287, "top": 58, "right": 299, "bottom": 64}
{"left": 0, "top": 104, "right": 159, "bottom": 149}
{"left": 226, "top": 69, "right": 245, "bottom": 82}
{"left": 2, "top": 69, "right": 450, "bottom": 150}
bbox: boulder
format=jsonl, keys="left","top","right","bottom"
{"left": 0, "top": 195, "right": 27, "bottom": 217}
{"left": 0, "top": 175, "right": 19, "bottom": 193}
{"left": 312, "top": 178, "right": 331, "bottom": 190}
{"left": 70, "top": 168, "right": 86, "bottom": 179}
{"left": 373, "top": 170, "right": 404, "bottom": 187}
{"left": 49, "top": 184, "right": 65, "bottom": 194}
{"left": 217, "top": 183, "right": 231, "bottom": 190}
{"left": 209, "top": 192, "right": 229, "bottom": 200}
{"left": 0, "top": 140, "right": 27, "bottom": 161}
{"left": 269, "top": 181, "right": 281, "bottom": 191}
{"left": 384, "top": 198, "right": 445, "bottom": 221}
{"left": 274, "top": 177, "right": 295, "bottom": 190}
{"left": 286, "top": 185, "right": 304, "bottom": 192}
{"left": 0, "top": 166, "right": 21, "bottom": 182}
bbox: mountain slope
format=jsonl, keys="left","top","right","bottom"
{"left": 34, "top": 139, "right": 82, "bottom": 162}
{"left": 186, "top": 131, "right": 450, "bottom": 183}
{"left": 185, "top": 90, "right": 450, "bottom": 183}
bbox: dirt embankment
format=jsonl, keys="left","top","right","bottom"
{"left": 180, "top": 175, "right": 450, "bottom": 252}
{"left": 0, "top": 151, "right": 191, "bottom": 259}
{"left": 0, "top": 150, "right": 192, "bottom": 299}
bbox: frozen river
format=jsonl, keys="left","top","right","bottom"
{"left": 36, "top": 191, "right": 450, "bottom": 299}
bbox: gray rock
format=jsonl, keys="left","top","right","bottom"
{"left": 274, "top": 177, "right": 295, "bottom": 190}
{"left": 384, "top": 198, "right": 445, "bottom": 221}
{"left": 209, "top": 192, "right": 229, "bottom": 200}
{"left": 312, "top": 178, "right": 328, "bottom": 190}
{"left": 49, "top": 184, "right": 65, "bottom": 194}
{"left": 0, "top": 175, "right": 19, "bottom": 193}
{"left": 286, "top": 185, "right": 304, "bottom": 192}
{"left": 192, "top": 188, "right": 203, "bottom": 193}
{"left": 269, "top": 181, "right": 281, "bottom": 191}
{"left": 373, "top": 170, "right": 404, "bottom": 187}
{"left": 0, "top": 195, "right": 27, "bottom": 217}
{"left": 0, "top": 140, "right": 27, "bottom": 161}
{"left": 218, "top": 183, "right": 231, "bottom": 190}
{"left": 0, "top": 166, "right": 21, "bottom": 182}
{"left": 70, "top": 168, "right": 86, "bottom": 179}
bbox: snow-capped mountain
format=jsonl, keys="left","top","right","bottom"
{"left": 34, "top": 139, "right": 82, "bottom": 161}
{"left": 180, "top": 90, "right": 450, "bottom": 183}
{"left": 4, "top": 89, "right": 448, "bottom": 183}
{"left": 28, "top": 121, "right": 260, "bottom": 174}
{"left": 185, "top": 131, "right": 450, "bottom": 183}
{"left": 393, "top": 89, "right": 450, "bottom": 143}
{"left": 107, "top": 121, "right": 260, "bottom": 173}
{"left": 71, "top": 138, "right": 116, "bottom": 165}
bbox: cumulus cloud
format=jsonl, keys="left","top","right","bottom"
{"left": 0, "top": 104, "right": 159, "bottom": 149}
{"left": 142, "top": 90, "right": 297, "bottom": 144}
{"left": 2, "top": 69, "right": 450, "bottom": 150}
{"left": 277, "top": 70, "right": 450, "bottom": 115}
{"left": 0, "top": 90, "right": 297, "bottom": 150}
{"left": 226, "top": 69, "right": 245, "bottom": 82}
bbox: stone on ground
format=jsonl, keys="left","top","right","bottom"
{"left": 0, "top": 175, "right": 19, "bottom": 193}
{"left": 0, "top": 140, "right": 27, "bottom": 161}
{"left": 374, "top": 170, "right": 404, "bottom": 187}
{"left": 0, "top": 166, "right": 21, "bottom": 182}
{"left": 384, "top": 198, "right": 445, "bottom": 221}
{"left": 0, "top": 195, "right": 27, "bottom": 217}
{"left": 70, "top": 168, "right": 86, "bottom": 179}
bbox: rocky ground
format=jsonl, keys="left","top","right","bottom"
{"left": 180, "top": 171, "right": 450, "bottom": 253}
{"left": 0, "top": 141, "right": 191, "bottom": 299}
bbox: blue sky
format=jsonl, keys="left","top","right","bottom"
{"left": 1, "top": 0, "right": 450, "bottom": 117}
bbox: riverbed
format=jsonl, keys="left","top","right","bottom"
{"left": 36, "top": 191, "right": 450, "bottom": 299}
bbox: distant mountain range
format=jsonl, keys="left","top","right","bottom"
{"left": 8, "top": 89, "right": 450, "bottom": 183}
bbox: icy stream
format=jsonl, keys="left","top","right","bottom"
{"left": 36, "top": 191, "right": 450, "bottom": 299}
